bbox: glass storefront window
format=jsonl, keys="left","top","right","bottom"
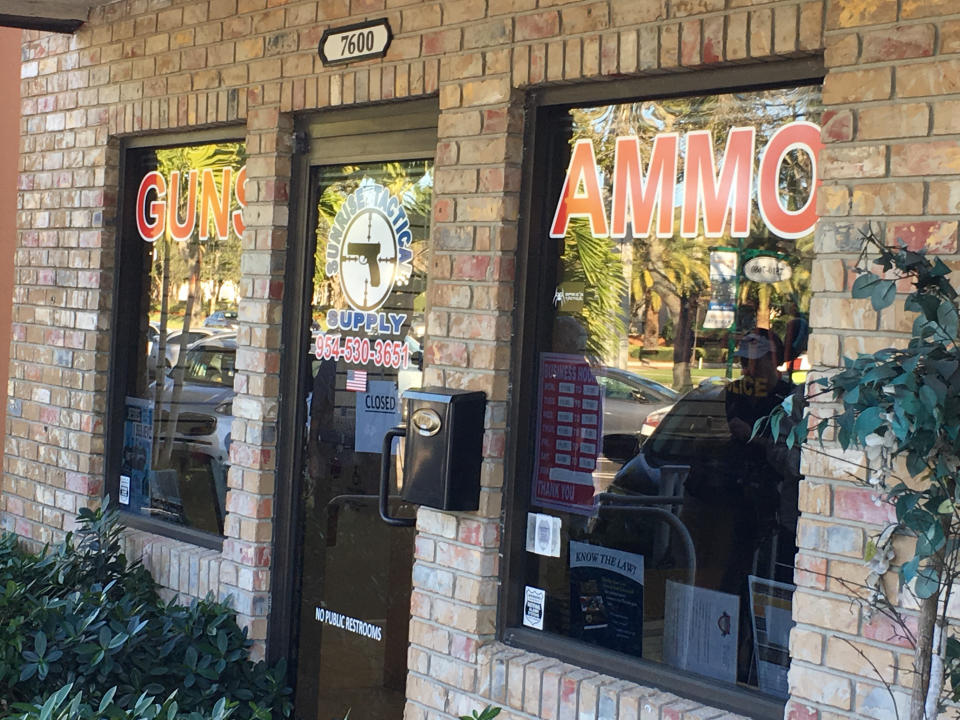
{"left": 516, "top": 85, "right": 821, "bottom": 703}
{"left": 113, "top": 140, "right": 246, "bottom": 537}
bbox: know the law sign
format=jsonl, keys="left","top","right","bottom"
{"left": 550, "top": 121, "right": 822, "bottom": 241}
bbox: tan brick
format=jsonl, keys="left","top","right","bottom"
{"left": 611, "top": 0, "right": 665, "bottom": 24}
{"left": 546, "top": 40, "right": 563, "bottom": 81}
{"left": 858, "top": 103, "right": 928, "bottom": 140}
{"left": 822, "top": 68, "right": 891, "bottom": 104}
{"left": 795, "top": 591, "right": 861, "bottom": 635}
{"left": 789, "top": 664, "right": 852, "bottom": 709}
{"left": 680, "top": 20, "right": 699, "bottom": 66}
{"left": 826, "top": 0, "right": 896, "bottom": 29}
{"left": 561, "top": 3, "right": 607, "bottom": 34}
{"left": 902, "top": 0, "right": 957, "bottom": 19}
{"left": 826, "top": 637, "right": 896, "bottom": 684}
{"left": 862, "top": 24, "right": 934, "bottom": 63}
{"left": 798, "top": 1, "right": 824, "bottom": 51}
{"left": 891, "top": 140, "right": 960, "bottom": 176}
{"left": 824, "top": 32, "right": 858, "bottom": 67}
{"left": 798, "top": 480, "right": 832, "bottom": 515}
{"left": 851, "top": 182, "right": 924, "bottom": 216}
{"left": 750, "top": 8, "right": 772, "bottom": 57}
{"left": 773, "top": 5, "right": 797, "bottom": 55}
{"left": 808, "top": 296, "right": 877, "bottom": 331}
{"left": 818, "top": 185, "right": 850, "bottom": 216}
{"left": 660, "top": 22, "right": 678, "bottom": 68}
{"left": 790, "top": 627, "right": 825, "bottom": 663}
{"left": 810, "top": 257, "right": 849, "bottom": 293}
{"left": 672, "top": 0, "right": 722, "bottom": 16}
{"left": 897, "top": 59, "right": 960, "bottom": 99}
{"left": 516, "top": 10, "right": 559, "bottom": 41}
{"left": 565, "top": 37, "right": 582, "bottom": 78}
{"left": 927, "top": 180, "right": 960, "bottom": 214}
{"left": 826, "top": 558, "right": 874, "bottom": 599}
{"left": 820, "top": 146, "right": 886, "bottom": 179}
{"left": 402, "top": 4, "right": 441, "bottom": 33}
{"left": 460, "top": 77, "right": 511, "bottom": 107}
{"left": 942, "top": 19, "right": 960, "bottom": 54}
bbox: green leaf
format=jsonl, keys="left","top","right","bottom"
{"left": 916, "top": 566, "right": 941, "bottom": 599}
{"left": 938, "top": 499, "right": 954, "bottom": 515}
{"left": 98, "top": 686, "right": 117, "bottom": 714}
{"left": 854, "top": 407, "right": 883, "bottom": 441}
{"left": 185, "top": 644, "right": 198, "bottom": 671}
{"left": 871, "top": 279, "right": 897, "bottom": 311}
{"left": 938, "top": 299, "right": 959, "bottom": 339}
{"left": 901, "top": 556, "right": 920, "bottom": 584}
{"left": 852, "top": 272, "right": 878, "bottom": 299}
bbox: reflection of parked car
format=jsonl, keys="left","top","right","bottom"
{"left": 150, "top": 327, "right": 222, "bottom": 369}
{"left": 606, "top": 380, "right": 733, "bottom": 497}
{"left": 593, "top": 367, "right": 678, "bottom": 439}
{"left": 152, "top": 334, "right": 237, "bottom": 532}
{"left": 146, "top": 322, "right": 161, "bottom": 359}
{"left": 204, "top": 310, "right": 238, "bottom": 328}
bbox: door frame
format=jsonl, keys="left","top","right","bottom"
{"left": 267, "top": 99, "right": 440, "bottom": 682}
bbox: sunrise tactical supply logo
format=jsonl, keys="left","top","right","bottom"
{"left": 325, "top": 183, "right": 413, "bottom": 313}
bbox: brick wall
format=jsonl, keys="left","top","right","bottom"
{"left": 790, "top": 2, "right": 960, "bottom": 719}
{"left": 8, "top": 0, "right": 960, "bottom": 718}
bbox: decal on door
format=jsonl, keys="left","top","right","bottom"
{"left": 315, "top": 183, "right": 415, "bottom": 369}
{"left": 325, "top": 183, "right": 413, "bottom": 313}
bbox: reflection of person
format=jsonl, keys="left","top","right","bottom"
{"left": 782, "top": 301, "right": 810, "bottom": 379}
{"left": 306, "top": 358, "right": 338, "bottom": 484}
{"left": 726, "top": 329, "right": 792, "bottom": 443}
{"left": 724, "top": 328, "right": 802, "bottom": 583}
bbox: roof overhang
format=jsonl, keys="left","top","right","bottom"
{"left": 0, "top": 1, "right": 106, "bottom": 33}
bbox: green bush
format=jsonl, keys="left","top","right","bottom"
{"left": 9, "top": 682, "right": 236, "bottom": 720}
{"left": 0, "top": 504, "right": 291, "bottom": 720}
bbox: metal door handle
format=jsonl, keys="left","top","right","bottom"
{"left": 379, "top": 425, "right": 414, "bottom": 527}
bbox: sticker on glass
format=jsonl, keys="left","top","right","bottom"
{"left": 523, "top": 586, "right": 546, "bottom": 630}
{"left": 324, "top": 183, "right": 412, "bottom": 314}
{"left": 525, "top": 513, "right": 561, "bottom": 557}
{"left": 354, "top": 380, "right": 401, "bottom": 454}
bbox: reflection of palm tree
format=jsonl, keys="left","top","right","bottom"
{"left": 152, "top": 142, "right": 245, "bottom": 466}
{"left": 569, "top": 87, "right": 819, "bottom": 383}
{"left": 561, "top": 219, "right": 627, "bottom": 362}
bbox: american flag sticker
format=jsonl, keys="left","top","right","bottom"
{"left": 345, "top": 369, "right": 368, "bottom": 392}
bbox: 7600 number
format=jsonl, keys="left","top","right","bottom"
{"left": 340, "top": 29, "right": 376, "bottom": 56}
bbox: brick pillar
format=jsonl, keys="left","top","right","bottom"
{"left": 218, "top": 104, "right": 292, "bottom": 657}
{"left": 403, "top": 65, "right": 523, "bottom": 718}
{"left": 794, "top": 3, "right": 959, "bottom": 718}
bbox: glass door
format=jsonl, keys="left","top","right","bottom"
{"left": 291, "top": 158, "right": 433, "bottom": 720}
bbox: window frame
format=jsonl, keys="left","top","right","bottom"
{"left": 105, "top": 126, "right": 246, "bottom": 551}
{"left": 502, "top": 59, "right": 824, "bottom": 719}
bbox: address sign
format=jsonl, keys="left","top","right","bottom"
{"left": 318, "top": 19, "right": 392, "bottom": 66}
